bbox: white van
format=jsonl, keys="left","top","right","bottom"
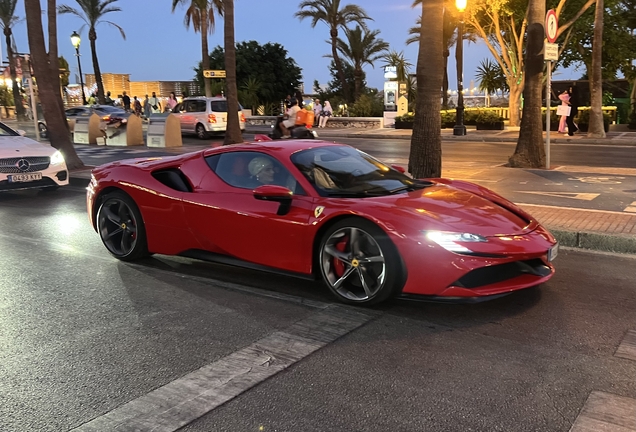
{"left": 172, "top": 97, "right": 246, "bottom": 139}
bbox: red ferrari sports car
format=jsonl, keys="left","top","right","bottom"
{"left": 87, "top": 140, "right": 558, "bottom": 305}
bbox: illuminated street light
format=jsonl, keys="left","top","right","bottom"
{"left": 71, "top": 31, "right": 87, "bottom": 105}
{"left": 453, "top": 0, "right": 467, "bottom": 136}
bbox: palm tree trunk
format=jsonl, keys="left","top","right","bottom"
{"left": 23, "top": 0, "right": 82, "bottom": 169}
{"left": 47, "top": 0, "right": 68, "bottom": 130}
{"left": 201, "top": 15, "right": 211, "bottom": 97}
{"left": 442, "top": 52, "right": 449, "bottom": 109}
{"left": 354, "top": 67, "right": 362, "bottom": 100}
{"left": 508, "top": 83, "right": 522, "bottom": 127}
{"left": 588, "top": 0, "right": 605, "bottom": 138}
{"left": 222, "top": 0, "right": 242, "bottom": 145}
{"left": 509, "top": 0, "right": 545, "bottom": 168}
{"left": 89, "top": 28, "right": 105, "bottom": 104}
{"left": 409, "top": 0, "right": 443, "bottom": 179}
{"left": 331, "top": 29, "right": 350, "bottom": 103}
{"left": 4, "top": 29, "right": 25, "bottom": 120}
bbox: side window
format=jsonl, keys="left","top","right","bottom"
{"left": 205, "top": 152, "right": 305, "bottom": 194}
{"left": 65, "top": 109, "right": 77, "bottom": 116}
{"left": 173, "top": 103, "right": 183, "bottom": 113}
{"left": 196, "top": 100, "right": 207, "bottom": 112}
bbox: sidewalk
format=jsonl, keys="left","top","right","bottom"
{"left": 68, "top": 163, "right": 636, "bottom": 255}
{"left": 247, "top": 125, "right": 636, "bottom": 145}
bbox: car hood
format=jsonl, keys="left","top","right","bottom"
{"left": 369, "top": 184, "right": 534, "bottom": 237}
{"left": 0, "top": 136, "right": 57, "bottom": 157}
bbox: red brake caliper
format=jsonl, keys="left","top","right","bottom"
{"left": 333, "top": 236, "right": 349, "bottom": 277}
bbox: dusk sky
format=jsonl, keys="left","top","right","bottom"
{"left": 9, "top": 0, "right": 581, "bottom": 94}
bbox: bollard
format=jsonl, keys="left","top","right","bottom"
{"left": 126, "top": 115, "right": 144, "bottom": 146}
{"left": 146, "top": 113, "right": 182, "bottom": 147}
{"left": 73, "top": 117, "right": 91, "bottom": 144}
{"left": 89, "top": 113, "right": 106, "bottom": 145}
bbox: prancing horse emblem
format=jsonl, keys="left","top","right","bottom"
{"left": 314, "top": 206, "right": 325, "bottom": 218}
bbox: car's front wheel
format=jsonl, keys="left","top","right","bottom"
{"left": 318, "top": 218, "right": 405, "bottom": 305}
{"left": 97, "top": 191, "right": 149, "bottom": 261}
{"left": 195, "top": 123, "right": 208, "bottom": 139}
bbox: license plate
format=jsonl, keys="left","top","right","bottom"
{"left": 548, "top": 243, "right": 559, "bottom": 261}
{"left": 8, "top": 172, "right": 42, "bottom": 183}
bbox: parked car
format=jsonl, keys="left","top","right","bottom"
{"left": 87, "top": 140, "right": 558, "bottom": 306}
{"left": 171, "top": 97, "right": 246, "bottom": 139}
{"left": 39, "top": 105, "right": 130, "bottom": 137}
{"left": 0, "top": 122, "right": 68, "bottom": 191}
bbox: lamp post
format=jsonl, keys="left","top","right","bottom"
{"left": 70, "top": 31, "right": 87, "bottom": 105}
{"left": 453, "top": 0, "right": 467, "bottom": 136}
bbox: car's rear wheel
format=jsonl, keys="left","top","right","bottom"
{"left": 97, "top": 191, "right": 149, "bottom": 261}
{"left": 195, "top": 123, "right": 208, "bottom": 139}
{"left": 318, "top": 218, "right": 404, "bottom": 305}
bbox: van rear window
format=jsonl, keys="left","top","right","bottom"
{"left": 210, "top": 101, "right": 243, "bottom": 112}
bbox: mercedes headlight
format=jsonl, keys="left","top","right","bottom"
{"left": 424, "top": 231, "right": 488, "bottom": 253}
{"left": 50, "top": 150, "right": 65, "bottom": 165}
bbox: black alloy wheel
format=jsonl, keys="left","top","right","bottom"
{"left": 318, "top": 218, "right": 405, "bottom": 305}
{"left": 196, "top": 123, "right": 208, "bottom": 140}
{"left": 97, "top": 191, "right": 149, "bottom": 261}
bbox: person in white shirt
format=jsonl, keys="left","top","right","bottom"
{"left": 313, "top": 99, "right": 322, "bottom": 127}
{"left": 280, "top": 98, "right": 301, "bottom": 137}
{"left": 148, "top": 92, "right": 162, "bottom": 115}
{"left": 319, "top": 101, "right": 333, "bottom": 128}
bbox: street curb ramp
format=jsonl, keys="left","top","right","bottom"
{"left": 550, "top": 228, "right": 636, "bottom": 255}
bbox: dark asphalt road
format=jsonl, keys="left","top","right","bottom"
{"left": 0, "top": 183, "right": 635, "bottom": 431}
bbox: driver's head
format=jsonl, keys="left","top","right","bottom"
{"left": 248, "top": 156, "right": 275, "bottom": 184}
{"left": 289, "top": 98, "right": 298, "bottom": 107}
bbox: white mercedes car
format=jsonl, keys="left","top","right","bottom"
{"left": 0, "top": 122, "right": 68, "bottom": 191}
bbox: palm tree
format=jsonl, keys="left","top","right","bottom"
{"left": 295, "top": 0, "right": 371, "bottom": 103}
{"left": 223, "top": 0, "right": 242, "bottom": 144}
{"left": 335, "top": 26, "right": 388, "bottom": 100}
{"left": 172, "top": 0, "right": 222, "bottom": 98}
{"left": 239, "top": 77, "right": 261, "bottom": 114}
{"left": 24, "top": 0, "right": 83, "bottom": 169}
{"left": 380, "top": 50, "right": 412, "bottom": 83}
{"left": 58, "top": 0, "right": 125, "bottom": 105}
{"left": 0, "top": 0, "right": 25, "bottom": 120}
{"left": 475, "top": 58, "right": 508, "bottom": 106}
{"left": 409, "top": 0, "right": 444, "bottom": 178}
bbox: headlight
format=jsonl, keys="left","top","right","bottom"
{"left": 50, "top": 150, "right": 65, "bottom": 165}
{"left": 424, "top": 231, "right": 487, "bottom": 253}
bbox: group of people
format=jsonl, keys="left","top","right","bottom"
{"left": 311, "top": 98, "right": 333, "bottom": 128}
{"left": 557, "top": 85, "right": 579, "bottom": 136}
{"left": 88, "top": 91, "right": 180, "bottom": 119}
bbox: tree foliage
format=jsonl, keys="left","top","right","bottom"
{"left": 194, "top": 41, "right": 302, "bottom": 109}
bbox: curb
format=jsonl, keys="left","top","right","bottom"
{"left": 68, "top": 173, "right": 635, "bottom": 255}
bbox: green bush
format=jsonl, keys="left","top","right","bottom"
{"left": 576, "top": 109, "right": 611, "bottom": 132}
{"left": 395, "top": 112, "right": 415, "bottom": 122}
{"left": 629, "top": 106, "right": 636, "bottom": 130}
{"left": 349, "top": 94, "right": 384, "bottom": 117}
{"left": 474, "top": 110, "right": 504, "bottom": 124}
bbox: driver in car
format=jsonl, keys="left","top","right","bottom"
{"left": 280, "top": 98, "right": 301, "bottom": 138}
{"left": 248, "top": 156, "right": 276, "bottom": 185}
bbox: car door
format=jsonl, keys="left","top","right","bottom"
{"left": 179, "top": 101, "right": 196, "bottom": 132}
{"left": 181, "top": 151, "right": 315, "bottom": 274}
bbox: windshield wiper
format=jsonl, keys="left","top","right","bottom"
{"left": 387, "top": 182, "right": 432, "bottom": 195}
{"left": 324, "top": 191, "right": 383, "bottom": 198}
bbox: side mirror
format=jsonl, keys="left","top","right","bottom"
{"left": 17, "top": 129, "right": 26, "bottom": 137}
{"left": 391, "top": 165, "right": 406, "bottom": 174}
{"left": 253, "top": 185, "right": 293, "bottom": 216}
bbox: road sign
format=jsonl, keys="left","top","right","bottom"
{"left": 545, "top": 10, "right": 558, "bottom": 43}
{"left": 203, "top": 70, "right": 226, "bottom": 78}
{"left": 545, "top": 42, "right": 559, "bottom": 61}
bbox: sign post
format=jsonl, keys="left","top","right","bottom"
{"left": 544, "top": 10, "right": 558, "bottom": 169}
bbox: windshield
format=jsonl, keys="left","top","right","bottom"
{"left": 291, "top": 146, "right": 431, "bottom": 197}
{"left": 0, "top": 122, "right": 19, "bottom": 137}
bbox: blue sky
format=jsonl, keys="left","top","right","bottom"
{"left": 9, "top": 0, "right": 582, "bottom": 92}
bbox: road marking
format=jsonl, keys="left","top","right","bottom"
{"left": 516, "top": 203, "right": 635, "bottom": 216}
{"left": 570, "top": 391, "right": 636, "bottom": 431}
{"left": 555, "top": 166, "right": 636, "bottom": 176}
{"left": 568, "top": 176, "right": 624, "bottom": 184}
{"left": 624, "top": 202, "right": 636, "bottom": 213}
{"left": 515, "top": 191, "right": 600, "bottom": 201}
{"left": 615, "top": 330, "right": 636, "bottom": 361}
{"left": 70, "top": 306, "right": 376, "bottom": 432}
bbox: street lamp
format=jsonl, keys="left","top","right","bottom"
{"left": 453, "top": 0, "right": 467, "bottom": 136}
{"left": 71, "top": 31, "right": 87, "bottom": 105}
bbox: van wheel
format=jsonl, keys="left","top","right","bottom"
{"left": 196, "top": 123, "right": 208, "bottom": 139}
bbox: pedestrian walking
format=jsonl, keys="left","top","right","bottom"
{"left": 313, "top": 99, "right": 322, "bottom": 127}
{"left": 318, "top": 101, "right": 333, "bottom": 128}
{"left": 122, "top": 91, "right": 131, "bottom": 112}
{"left": 143, "top": 94, "right": 151, "bottom": 119}
{"left": 148, "top": 92, "right": 162, "bottom": 115}
{"left": 133, "top": 96, "right": 142, "bottom": 116}
{"left": 566, "top": 84, "right": 579, "bottom": 136}
{"left": 105, "top": 91, "right": 114, "bottom": 105}
{"left": 557, "top": 90, "right": 570, "bottom": 133}
{"left": 165, "top": 92, "right": 178, "bottom": 112}
{"left": 87, "top": 93, "right": 96, "bottom": 105}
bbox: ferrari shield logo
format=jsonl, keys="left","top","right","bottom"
{"left": 314, "top": 206, "right": 325, "bottom": 218}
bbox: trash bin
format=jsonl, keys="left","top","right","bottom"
{"left": 146, "top": 114, "right": 182, "bottom": 147}
{"left": 104, "top": 115, "right": 144, "bottom": 146}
